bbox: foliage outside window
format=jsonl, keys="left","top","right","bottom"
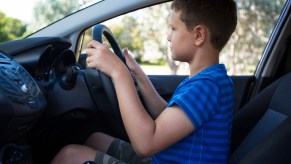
{"left": 0, "top": 12, "right": 27, "bottom": 43}
{"left": 0, "top": 0, "right": 101, "bottom": 43}
{"left": 221, "top": 0, "right": 286, "bottom": 75}
{"left": 0, "top": 0, "right": 287, "bottom": 75}
{"left": 82, "top": 0, "right": 286, "bottom": 75}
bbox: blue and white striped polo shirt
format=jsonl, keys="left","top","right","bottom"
{"left": 152, "top": 64, "right": 234, "bottom": 164}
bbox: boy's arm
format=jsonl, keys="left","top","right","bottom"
{"left": 134, "top": 71, "right": 167, "bottom": 119}
{"left": 113, "top": 67, "right": 194, "bottom": 157}
{"left": 124, "top": 49, "right": 167, "bottom": 119}
{"left": 86, "top": 41, "right": 195, "bottom": 157}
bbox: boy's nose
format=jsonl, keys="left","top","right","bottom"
{"left": 167, "top": 34, "right": 171, "bottom": 42}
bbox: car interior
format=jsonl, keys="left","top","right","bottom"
{"left": 0, "top": 0, "right": 291, "bottom": 163}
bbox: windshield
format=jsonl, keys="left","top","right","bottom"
{"left": 0, "top": 0, "right": 102, "bottom": 43}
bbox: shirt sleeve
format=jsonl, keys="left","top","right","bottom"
{"left": 167, "top": 79, "right": 219, "bottom": 129}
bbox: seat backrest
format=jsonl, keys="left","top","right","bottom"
{"left": 229, "top": 73, "right": 291, "bottom": 163}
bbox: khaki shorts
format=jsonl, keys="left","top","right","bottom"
{"left": 94, "top": 139, "right": 152, "bottom": 164}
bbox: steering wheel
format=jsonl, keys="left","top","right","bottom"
{"left": 85, "top": 24, "right": 126, "bottom": 115}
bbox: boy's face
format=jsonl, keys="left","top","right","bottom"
{"left": 167, "top": 10, "right": 197, "bottom": 63}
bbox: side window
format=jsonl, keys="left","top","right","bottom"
{"left": 221, "top": 0, "right": 286, "bottom": 75}
{"left": 81, "top": 1, "right": 286, "bottom": 75}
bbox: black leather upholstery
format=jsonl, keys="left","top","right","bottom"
{"left": 229, "top": 73, "right": 291, "bottom": 163}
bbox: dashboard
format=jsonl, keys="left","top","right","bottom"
{"left": 0, "top": 51, "right": 46, "bottom": 143}
{"left": 0, "top": 37, "right": 87, "bottom": 143}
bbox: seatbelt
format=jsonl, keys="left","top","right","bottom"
{"left": 284, "top": 35, "right": 291, "bottom": 73}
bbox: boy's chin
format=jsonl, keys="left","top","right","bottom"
{"left": 171, "top": 53, "right": 182, "bottom": 61}
{"left": 171, "top": 53, "right": 178, "bottom": 61}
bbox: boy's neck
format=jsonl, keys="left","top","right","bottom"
{"left": 188, "top": 48, "right": 220, "bottom": 77}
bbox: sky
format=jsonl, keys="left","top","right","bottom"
{"left": 0, "top": 0, "right": 38, "bottom": 22}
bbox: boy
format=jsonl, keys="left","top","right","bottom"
{"left": 52, "top": 0, "right": 237, "bottom": 163}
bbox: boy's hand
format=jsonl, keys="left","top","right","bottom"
{"left": 123, "top": 48, "right": 143, "bottom": 77}
{"left": 86, "top": 40, "right": 127, "bottom": 79}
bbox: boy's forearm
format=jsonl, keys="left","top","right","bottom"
{"left": 112, "top": 68, "right": 157, "bottom": 155}
{"left": 112, "top": 67, "right": 195, "bottom": 157}
{"left": 134, "top": 71, "right": 167, "bottom": 119}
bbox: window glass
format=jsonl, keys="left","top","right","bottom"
{"left": 0, "top": 0, "right": 102, "bottom": 42}
{"left": 81, "top": 0, "right": 286, "bottom": 75}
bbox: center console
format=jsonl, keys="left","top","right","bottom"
{"left": 0, "top": 51, "right": 46, "bottom": 143}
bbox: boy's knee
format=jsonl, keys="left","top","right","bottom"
{"left": 59, "top": 144, "right": 84, "bottom": 157}
{"left": 86, "top": 132, "right": 106, "bottom": 144}
{"left": 85, "top": 132, "right": 115, "bottom": 152}
{"left": 89, "top": 132, "right": 105, "bottom": 139}
{"left": 52, "top": 144, "right": 87, "bottom": 164}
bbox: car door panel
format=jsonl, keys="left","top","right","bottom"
{"left": 232, "top": 76, "right": 256, "bottom": 112}
{"left": 148, "top": 75, "right": 255, "bottom": 112}
{"left": 148, "top": 75, "right": 187, "bottom": 102}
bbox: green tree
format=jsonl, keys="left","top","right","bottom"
{"left": 81, "top": 16, "right": 145, "bottom": 56}
{"left": 135, "top": 0, "right": 286, "bottom": 75}
{"left": 32, "top": 0, "right": 95, "bottom": 32}
{"left": 0, "top": 12, "right": 26, "bottom": 43}
{"left": 34, "top": 0, "right": 286, "bottom": 75}
{"left": 138, "top": 2, "right": 181, "bottom": 74}
{"left": 33, "top": 0, "right": 79, "bottom": 28}
{"left": 222, "top": 0, "right": 286, "bottom": 74}
{"left": 108, "top": 16, "right": 144, "bottom": 55}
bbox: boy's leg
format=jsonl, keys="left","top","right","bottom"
{"left": 51, "top": 144, "right": 126, "bottom": 164}
{"left": 105, "top": 139, "right": 152, "bottom": 164}
{"left": 85, "top": 132, "right": 116, "bottom": 153}
{"left": 51, "top": 144, "right": 97, "bottom": 164}
{"left": 52, "top": 132, "right": 151, "bottom": 164}
{"left": 86, "top": 132, "right": 151, "bottom": 164}
{"left": 94, "top": 150, "right": 127, "bottom": 164}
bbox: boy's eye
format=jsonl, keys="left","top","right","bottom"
{"left": 168, "top": 25, "right": 175, "bottom": 31}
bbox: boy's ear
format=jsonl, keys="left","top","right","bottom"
{"left": 192, "top": 25, "right": 207, "bottom": 47}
